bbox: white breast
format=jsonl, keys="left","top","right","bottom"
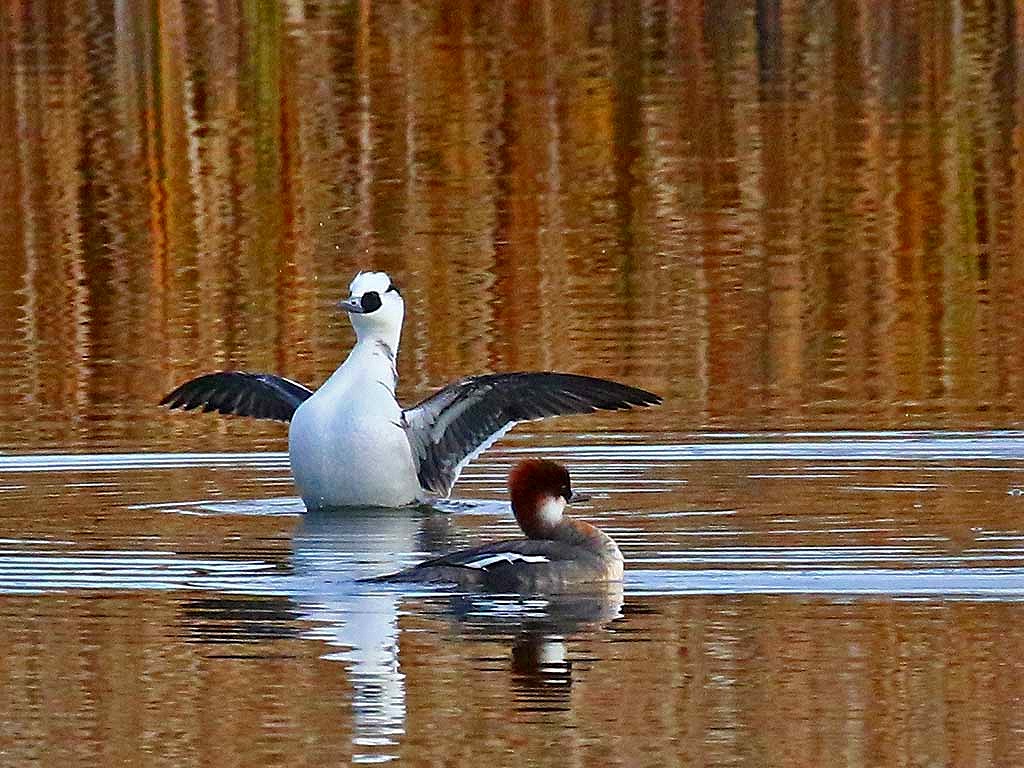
{"left": 288, "top": 347, "right": 421, "bottom": 508}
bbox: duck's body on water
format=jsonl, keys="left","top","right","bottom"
{"left": 369, "top": 459, "right": 624, "bottom": 592}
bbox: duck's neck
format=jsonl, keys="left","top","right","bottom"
{"left": 533, "top": 517, "right": 623, "bottom": 561}
{"left": 355, "top": 321, "right": 402, "bottom": 361}
{"left": 329, "top": 334, "right": 400, "bottom": 393}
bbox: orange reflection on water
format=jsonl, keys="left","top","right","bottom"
{"left": 2, "top": 1, "right": 1024, "bottom": 451}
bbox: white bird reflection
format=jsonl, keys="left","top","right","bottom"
{"left": 287, "top": 508, "right": 454, "bottom": 763}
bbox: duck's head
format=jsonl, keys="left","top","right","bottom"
{"left": 338, "top": 271, "right": 404, "bottom": 348}
{"left": 508, "top": 459, "right": 588, "bottom": 539}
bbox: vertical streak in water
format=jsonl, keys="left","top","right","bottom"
{"left": 0, "top": 5, "right": 22, "bottom": 272}
{"left": 487, "top": 4, "right": 519, "bottom": 369}
{"left": 397, "top": 0, "right": 433, "bottom": 394}
{"left": 69, "top": 1, "right": 95, "bottom": 427}
{"left": 755, "top": 0, "right": 782, "bottom": 87}
{"left": 0, "top": 6, "right": 29, "bottom": 432}
{"left": 250, "top": 0, "right": 285, "bottom": 371}
{"left": 1011, "top": 4, "right": 1024, "bottom": 406}
{"left": 610, "top": 0, "right": 642, "bottom": 290}
{"left": 673, "top": 0, "right": 712, "bottom": 422}
{"left": 144, "top": 0, "right": 175, "bottom": 401}
{"left": 941, "top": 0, "right": 976, "bottom": 411}
{"left": 9, "top": 6, "right": 41, "bottom": 433}
{"left": 538, "top": 0, "right": 565, "bottom": 374}
{"left": 278, "top": 4, "right": 308, "bottom": 382}
{"left": 733, "top": 3, "right": 769, "bottom": 411}
{"left": 834, "top": 0, "right": 869, "bottom": 415}
{"left": 861, "top": 0, "right": 903, "bottom": 420}
{"left": 986, "top": 1, "right": 1020, "bottom": 410}
{"left": 756, "top": 0, "right": 805, "bottom": 417}
{"left": 178, "top": 0, "right": 206, "bottom": 275}
{"left": 356, "top": 0, "right": 373, "bottom": 263}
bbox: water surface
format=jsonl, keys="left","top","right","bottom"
{"left": 4, "top": 1, "right": 1024, "bottom": 765}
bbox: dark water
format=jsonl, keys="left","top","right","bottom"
{"left": 5, "top": 1, "right": 1024, "bottom": 765}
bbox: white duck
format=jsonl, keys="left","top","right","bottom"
{"left": 161, "top": 271, "right": 660, "bottom": 509}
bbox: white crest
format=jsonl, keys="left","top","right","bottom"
{"left": 349, "top": 271, "right": 392, "bottom": 296}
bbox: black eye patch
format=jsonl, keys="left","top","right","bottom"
{"left": 386, "top": 283, "right": 401, "bottom": 296}
{"left": 361, "top": 291, "right": 382, "bottom": 313}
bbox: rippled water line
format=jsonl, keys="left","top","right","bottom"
{"left": 641, "top": 509, "right": 738, "bottom": 518}
{"left": 127, "top": 497, "right": 305, "bottom": 513}
{"left": 747, "top": 473, "right": 853, "bottom": 479}
{"left": 634, "top": 554, "right": 1024, "bottom": 567}
{"left": 513, "top": 439, "right": 1024, "bottom": 461}
{"left": 840, "top": 485, "right": 945, "bottom": 492}
{"left": 0, "top": 553, "right": 285, "bottom": 594}
{"left": 5, "top": 433, "right": 1024, "bottom": 474}
{"left": 0, "top": 452, "right": 291, "bottom": 472}
{"left": 638, "top": 544, "right": 925, "bottom": 557}
{"left": 4, "top": 546, "right": 1024, "bottom": 597}
{"left": 627, "top": 568, "right": 1024, "bottom": 598}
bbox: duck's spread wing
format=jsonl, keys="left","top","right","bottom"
{"left": 160, "top": 372, "right": 314, "bottom": 422}
{"left": 402, "top": 372, "right": 661, "bottom": 496}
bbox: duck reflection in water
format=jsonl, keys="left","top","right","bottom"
{"left": 283, "top": 503, "right": 463, "bottom": 757}
{"left": 436, "top": 587, "right": 624, "bottom": 715}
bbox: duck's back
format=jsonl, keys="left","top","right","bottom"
{"left": 379, "top": 538, "right": 623, "bottom": 592}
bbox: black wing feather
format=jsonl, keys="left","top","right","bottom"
{"left": 403, "top": 372, "right": 661, "bottom": 497}
{"left": 160, "top": 371, "right": 314, "bottom": 423}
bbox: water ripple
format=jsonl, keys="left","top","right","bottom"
{"left": 628, "top": 568, "right": 1024, "bottom": 598}
{"left": 4, "top": 431, "right": 1024, "bottom": 476}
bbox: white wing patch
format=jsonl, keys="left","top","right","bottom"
{"left": 445, "top": 421, "right": 516, "bottom": 489}
{"left": 464, "top": 552, "right": 550, "bottom": 570}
